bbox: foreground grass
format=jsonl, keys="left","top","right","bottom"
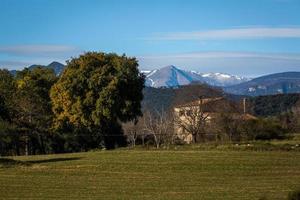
{"left": 0, "top": 150, "right": 300, "bottom": 200}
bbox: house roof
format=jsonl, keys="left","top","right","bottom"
{"left": 174, "top": 97, "right": 224, "bottom": 108}
{"left": 173, "top": 97, "right": 257, "bottom": 120}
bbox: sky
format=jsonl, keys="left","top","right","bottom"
{"left": 0, "top": 0, "right": 300, "bottom": 77}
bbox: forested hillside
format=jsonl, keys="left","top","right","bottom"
{"left": 143, "top": 85, "right": 300, "bottom": 117}
{"left": 142, "top": 84, "right": 223, "bottom": 112}
{"left": 248, "top": 93, "right": 300, "bottom": 116}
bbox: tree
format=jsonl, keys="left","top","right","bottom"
{"left": 143, "top": 109, "right": 174, "bottom": 148}
{"left": 0, "top": 67, "right": 57, "bottom": 155}
{"left": 289, "top": 100, "right": 300, "bottom": 132}
{"left": 0, "top": 69, "right": 15, "bottom": 121}
{"left": 213, "top": 113, "right": 243, "bottom": 142}
{"left": 247, "top": 118, "right": 287, "bottom": 140}
{"left": 0, "top": 69, "right": 18, "bottom": 155}
{"left": 14, "top": 67, "right": 57, "bottom": 155}
{"left": 50, "top": 52, "right": 145, "bottom": 149}
{"left": 174, "top": 98, "right": 210, "bottom": 143}
{"left": 123, "top": 119, "right": 142, "bottom": 147}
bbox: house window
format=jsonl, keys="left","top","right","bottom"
{"left": 186, "top": 110, "right": 192, "bottom": 116}
{"left": 179, "top": 110, "right": 184, "bottom": 116}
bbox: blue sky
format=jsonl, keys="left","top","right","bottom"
{"left": 0, "top": 0, "right": 300, "bottom": 76}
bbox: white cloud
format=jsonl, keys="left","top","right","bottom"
{"left": 139, "top": 52, "right": 300, "bottom": 61}
{"left": 0, "top": 60, "right": 32, "bottom": 69}
{"left": 148, "top": 27, "right": 300, "bottom": 40}
{"left": 0, "top": 45, "right": 80, "bottom": 69}
{"left": 0, "top": 45, "right": 80, "bottom": 57}
{"left": 0, "top": 58, "right": 67, "bottom": 70}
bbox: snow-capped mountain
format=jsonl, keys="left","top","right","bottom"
{"left": 144, "top": 65, "right": 206, "bottom": 88}
{"left": 143, "top": 65, "right": 249, "bottom": 88}
{"left": 195, "top": 72, "right": 250, "bottom": 87}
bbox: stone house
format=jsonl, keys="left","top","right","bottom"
{"left": 173, "top": 97, "right": 256, "bottom": 143}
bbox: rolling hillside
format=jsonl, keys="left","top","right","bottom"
{"left": 225, "top": 72, "right": 300, "bottom": 96}
{"left": 28, "top": 61, "right": 65, "bottom": 75}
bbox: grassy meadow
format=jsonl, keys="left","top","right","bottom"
{"left": 1, "top": 148, "right": 300, "bottom": 200}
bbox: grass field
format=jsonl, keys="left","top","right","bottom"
{"left": 1, "top": 149, "right": 300, "bottom": 200}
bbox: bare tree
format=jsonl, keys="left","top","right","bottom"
{"left": 290, "top": 100, "right": 300, "bottom": 132}
{"left": 123, "top": 120, "right": 139, "bottom": 147}
{"left": 174, "top": 98, "right": 210, "bottom": 143}
{"left": 143, "top": 109, "right": 174, "bottom": 149}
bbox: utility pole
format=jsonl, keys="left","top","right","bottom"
{"left": 243, "top": 98, "right": 246, "bottom": 114}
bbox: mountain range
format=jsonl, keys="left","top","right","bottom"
{"left": 143, "top": 65, "right": 249, "bottom": 87}
{"left": 9, "top": 61, "right": 65, "bottom": 76}
{"left": 28, "top": 61, "right": 65, "bottom": 75}
{"left": 224, "top": 72, "right": 300, "bottom": 96}
{"left": 6, "top": 62, "right": 300, "bottom": 96}
{"left": 143, "top": 65, "right": 300, "bottom": 96}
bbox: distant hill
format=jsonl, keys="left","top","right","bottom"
{"left": 9, "top": 70, "right": 18, "bottom": 76}
{"left": 144, "top": 65, "right": 249, "bottom": 88}
{"left": 28, "top": 61, "right": 65, "bottom": 75}
{"left": 142, "top": 85, "right": 300, "bottom": 117}
{"left": 225, "top": 72, "right": 300, "bottom": 96}
{"left": 247, "top": 93, "right": 300, "bottom": 117}
{"left": 8, "top": 61, "right": 65, "bottom": 76}
{"left": 142, "top": 84, "right": 224, "bottom": 112}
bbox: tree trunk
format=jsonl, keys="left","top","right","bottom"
{"left": 156, "top": 142, "right": 159, "bottom": 149}
{"left": 15, "top": 139, "right": 20, "bottom": 156}
{"left": 154, "top": 135, "right": 159, "bottom": 149}
{"left": 142, "top": 135, "right": 145, "bottom": 146}
{"left": 193, "top": 133, "right": 197, "bottom": 143}
{"left": 25, "top": 134, "right": 29, "bottom": 156}
{"left": 132, "top": 138, "right": 136, "bottom": 147}
{"left": 39, "top": 134, "right": 46, "bottom": 154}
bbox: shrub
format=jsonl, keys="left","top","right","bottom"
{"left": 242, "top": 118, "right": 288, "bottom": 140}
{"left": 254, "top": 119, "right": 287, "bottom": 140}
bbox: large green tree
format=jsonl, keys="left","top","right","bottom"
{"left": 0, "top": 69, "right": 15, "bottom": 121}
{"left": 14, "top": 67, "right": 57, "bottom": 155}
{"left": 0, "top": 69, "right": 17, "bottom": 155}
{"left": 50, "top": 52, "right": 145, "bottom": 149}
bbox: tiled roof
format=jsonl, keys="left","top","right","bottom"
{"left": 174, "top": 97, "right": 224, "bottom": 108}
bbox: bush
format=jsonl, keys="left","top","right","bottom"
{"left": 242, "top": 118, "right": 288, "bottom": 141}
{"left": 254, "top": 119, "right": 287, "bottom": 140}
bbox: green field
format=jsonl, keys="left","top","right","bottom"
{"left": 1, "top": 149, "right": 300, "bottom": 200}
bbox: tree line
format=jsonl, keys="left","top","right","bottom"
{"left": 0, "top": 52, "right": 144, "bottom": 155}
{"left": 124, "top": 95, "right": 300, "bottom": 148}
